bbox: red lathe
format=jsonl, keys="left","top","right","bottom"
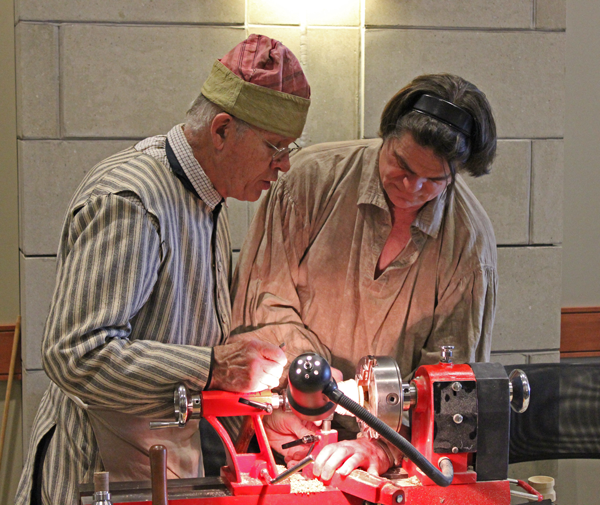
{"left": 79, "top": 347, "right": 538, "bottom": 505}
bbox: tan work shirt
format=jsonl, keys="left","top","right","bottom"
{"left": 231, "top": 138, "right": 497, "bottom": 382}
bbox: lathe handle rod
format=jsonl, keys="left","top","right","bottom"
{"left": 150, "top": 445, "right": 168, "bottom": 505}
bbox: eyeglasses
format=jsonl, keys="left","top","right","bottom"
{"left": 250, "top": 128, "right": 301, "bottom": 162}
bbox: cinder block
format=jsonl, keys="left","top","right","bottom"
{"left": 17, "top": 0, "right": 245, "bottom": 23}
{"left": 305, "top": 28, "right": 360, "bottom": 144}
{"left": 248, "top": 0, "right": 302, "bottom": 25}
{"left": 61, "top": 25, "right": 244, "bottom": 138}
{"left": 249, "top": 0, "right": 360, "bottom": 27}
{"left": 19, "top": 255, "right": 57, "bottom": 371}
{"left": 466, "top": 140, "right": 531, "bottom": 245}
{"left": 19, "top": 140, "right": 134, "bottom": 256}
{"left": 365, "top": 0, "right": 533, "bottom": 28}
{"left": 227, "top": 198, "right": 250, "bottom": 251}
{"left": 15, "top": 22, "right": 59, "bottom": 138}
{"left": 527, "top": 351, "right": 560, "bottom": 363}
{"left": 490, "top": 353, "right": 528, "bottom": 366}
{"left": 364, "top": 30, "right": 565, "bottom": 139}
{"left": 21, "top": 369, "right": 51, "bottom": 457}
{"left": 536, "top": 0, "right": 566, "bottom": 30}
{"left": 531, "top": 140, "right": 563, "bottom": 245}
{"left": 306, "top": 0, "right": 360, "bottom": 26}
{"left": 493, "top": 246, "right": 562, "bottom": 352}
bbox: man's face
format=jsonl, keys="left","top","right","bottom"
{"left": 226, "top": 124, "right": 296, "bottom": 202}
{"left": 379, "top": 132, "right": 451, "bottom": 213}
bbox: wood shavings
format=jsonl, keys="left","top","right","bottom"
{"left": 394, "top": 475, "right": 422, "bottom": 486}
{"left": 239, "top": 473, "right": 262, "bottom": 485}
{"left": 275, "top": 464, "right": 326, "bottom": 494}
{"left": 289, "top": 472, "right": 327, "bottom": 494}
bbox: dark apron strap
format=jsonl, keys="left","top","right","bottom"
{"left": 165, "top": 137, "right": 226, "bottom": 475}
{"left": 165, "top": 137, "right": 201, "bottom": 199}
{"left": 31, "top": 425, "right": 56, "bottom": 505}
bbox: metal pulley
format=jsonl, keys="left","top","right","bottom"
{"left": 355, "top": 356, "right": 415, "bottom": 437}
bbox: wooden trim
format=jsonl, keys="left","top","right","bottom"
{"left": 0, "top": 325, "right": 21, "bottom": 381}
{"left": 560, "top": 351, "right": 600, "bottom": 359}
{"left": 562, "top": 306, "right": 600, "bottom": 314}
{"left": 560, "top": 306, "right": 600, "bottom": 358}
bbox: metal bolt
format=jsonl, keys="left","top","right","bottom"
{"left": 396, "top": 494, "right": 404, "bottom": 503}
{"left": 452, "top": 447, "right": 459, "bottom": 454}
{"left": 440, "top": 345, "right": 455, "bottom": 363}
{"left": 453, "top": 414, "right": 463, "bottom": 424}
{"left": 451, "top": 382, "right": 462, "bottom": 392}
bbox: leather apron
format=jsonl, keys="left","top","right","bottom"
{"left": 69, "top": 392, "right": 203, "bottom": 481}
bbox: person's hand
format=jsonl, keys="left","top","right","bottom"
{"left": 210, "top": 335, "right": 286, "bottom": 392}
{"left": 312, "top": 437, "right": 391, "bottom": 481}
{"left": 264, "top": 410, "right": 321, "bottom": 464}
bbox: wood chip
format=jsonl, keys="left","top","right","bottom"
{"left": 275, "top": 464, "right": 326, "bottom": 494}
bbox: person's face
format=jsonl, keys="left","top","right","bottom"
{"left": 379, "top": 132, "right": 451, "bottom": 213}
{"left": 226, "top": 124, "right": 296, "bottom": 202}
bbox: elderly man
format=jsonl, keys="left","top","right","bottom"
{"left": 231, "top": 73, "right": 497, "bottom": 480}
{"left": 16, "top": 34, "right": 310, "bottom": 505}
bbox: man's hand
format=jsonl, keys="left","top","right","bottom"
{"left": 210, "top": 335, "right": 286, "bottom": 392}
{"left": 264, "top": 410, "right": 321, "bottom": 464}
{"left": 311, "top": 438, "right": 391, "bottom": 481}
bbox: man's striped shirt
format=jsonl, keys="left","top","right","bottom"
{"left": 15, "top": 125, "right": 231, "bottom": 505}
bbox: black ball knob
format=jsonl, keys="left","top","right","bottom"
{"left": 286, "top": 353, "right": 336, "bottom": 421}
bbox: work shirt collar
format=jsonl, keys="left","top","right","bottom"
{"left": 167, "top": 124, "right": 223, "bottom": 210}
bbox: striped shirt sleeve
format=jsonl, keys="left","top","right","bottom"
{"left": 42, "top": 192, "right": 213, "bottom": 418}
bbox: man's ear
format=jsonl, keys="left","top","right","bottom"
{"left": 210, "top": 113, "right": 234, "bottom": 150}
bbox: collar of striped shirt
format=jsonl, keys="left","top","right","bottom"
{"left": 167, "top": 124, "right": 223, "bottom": 210}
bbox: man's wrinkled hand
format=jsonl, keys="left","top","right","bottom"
{"left": 210, "top": 335, "right": 286, "bottom": 392}
{"left": 312, "top": 438, "right": 391, "bottom": 481}
{"left": 264, "top": 410, "right": 321, "bottom": 464}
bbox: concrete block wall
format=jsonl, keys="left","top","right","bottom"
{"left": 15, "top": 0, "right": 564, "bottom": 463}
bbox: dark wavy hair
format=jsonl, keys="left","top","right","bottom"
{"left": 379, "top": 74, "right": 497, "bottom": 178}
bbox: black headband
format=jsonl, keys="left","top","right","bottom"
{"left": 411, "top": 94, "right": 473, "bottom": 137}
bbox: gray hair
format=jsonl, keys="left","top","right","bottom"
{"left": 185, "top": 94, "right": 249, "bottom": 136}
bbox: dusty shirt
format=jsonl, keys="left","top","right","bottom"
{"left": 231, "top": 138, "right": 497, "bottom": 382}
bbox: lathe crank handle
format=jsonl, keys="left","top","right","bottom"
{"left": 150, "top": 384, "right": 284, "bottom": 430}
{"left": 150, "top": 384, "right": 199, "bottom": 430}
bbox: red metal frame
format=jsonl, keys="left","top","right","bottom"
{"left": 80, "top": 365, "right": 515, "bottom": 505}
{"left": 405, "top": 363, "right": 478, "bottom": 486}
{"left": 101, "top": 491, "right": 363, "bottom": 505}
